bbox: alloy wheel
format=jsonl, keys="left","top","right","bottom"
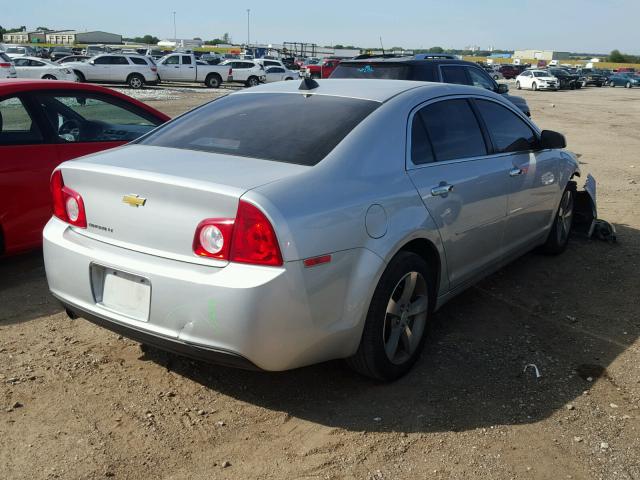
{"left": 382, "top": 271, "right": 428, "bottom": 365}
{"left": 556, "top": 190, "right": 574, "bottom": 245}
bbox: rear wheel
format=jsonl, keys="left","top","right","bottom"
{"left": 127, "top": 73, "right": 144, "bottom": 89}
{"left": 532, "top": 82, "right": 538, "bottom": 91}
{"left": 205, "top": 73, "right": 222, "bottom": 88}
{"left": 245, "top": 76, "right": 259, "bottom": 87}
{"left": 542, "top": 186, "right": 575, "bottom": 254}
{"left": 516, "top": 80, "right": 521, "bottom": 90}
{"left": 627, "top": 82, "right": 632, "bottom": 89}
{"left": 347, "top": 251, "right": 432, "bottom": 381}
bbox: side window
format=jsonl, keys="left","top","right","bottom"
{"left": 14, "top": 58, "right": 30, "bottom": 67}
{"left": 93, "top": 56, "right": 112, "bottom": 65}
{"left": 0, "top": 96, "right": 43, "bottom": 144}
{"left": 182, "top": 56, "right": 192, "bottom": 64}
{"left": 164, "top": 56, "right": 179, "bottom": 65}
{"left": 265, "top": 60, "right": 278, "bottom": 66}
{"left": 410, "top": 111, "right": 435, "bottom": 165}
{"left": 130, "top": 57, "right": 147, "bottom": 65}
{"left": 114, "top": 56, "right": 129, "bottom": 65}
{"left": 440, "top": 66, "right": 470, "bottom": 85}
{"left": 475, "top": 100, "right": 538, "bottom": 153}
{"left": 36, "top": 94, "right": 159, "bottom": 143}
{"left": 418, "top": 99, "right": 487, "bottom": 162}
{"left": 468, "top": 68, "right": 496, "bottom": 91}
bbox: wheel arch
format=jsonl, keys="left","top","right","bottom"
{"left": 394, "top": 237, "right": 443, "bottom": 304}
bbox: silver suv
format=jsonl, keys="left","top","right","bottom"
{"left": 65, "top": 54, "right": 159, "bottom": 88}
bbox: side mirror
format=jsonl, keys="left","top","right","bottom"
{"left": 497, "top": 83, "right": 509, "bottom": 94}
{"left": 89, "top": 60, "right": 95, "bottom": 65}
{"left": 540, "top": 130, "right": 566, "bottom": 149}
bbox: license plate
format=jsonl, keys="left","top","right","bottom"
{"left": 100, "top": 270, "right": 151, "bottom": 322}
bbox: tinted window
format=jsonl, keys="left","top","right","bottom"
{"left": 113, "top": 56, "right": 129, "bottom": 65}
{"left": 264, "top": 60, "right": 279, "bottom": 66}
{"left": 0, "top": 96, "right": 43, "bottom": 144}
{"left": 0, "top": 52, "right": 11, "bottom": 63}
{"left": 37, "top": 94, "right": 160, "bottom": 143}
{"left": 410, "top": 112, "right": 435, "bottom": 165}
{"left": 130, "top": 57, "right": 148, "bottom": 65}
{"left": 330, "top": 63, "right": 412, "bottom": 79}
{"left": 475, "top": 100, "right": 538, "bottom": 153}
{"left": 440, "top": 66, "right": 470, "bottom": 85}
{"left": 13, "top": 58, "right": 30, "bottom": 67}
{"left": 164, "top": 56, "right": 179, "bottom": 65}
{"left": 182, "top": 56, "right": 192, "bottom": 64}
{"left": 93, "top": 56, "right": 112, "bottom": 65}
{"left": 468, "top": 68, "right": 495, "bottom": 90}
{"left": 418, "top": 100, "right": 486, "bottom": 161}
{"left": 139, "top": 93, "right": 379, "bottom": 166}
{"left": 268, "top": 67, "right": 285, "bottom": 73}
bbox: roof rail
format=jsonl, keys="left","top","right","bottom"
{"left": 414, "top": 53, "right": 458, "bottom": 60}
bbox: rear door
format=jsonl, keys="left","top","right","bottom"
{"left": 473, "top": 98, "right": 560, "bottom": 252}
{"left": 407, "top": 98, "right": 511, "bottom": 288}
{"left": 0, "top": 94, "right": 59, "bottom": 253}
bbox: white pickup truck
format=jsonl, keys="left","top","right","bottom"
{"left": 156, "top": 53, "right": 232, "bottom": 88}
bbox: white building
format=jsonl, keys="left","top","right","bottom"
{"left": 513, "top": 50, "right": 572, "bottom": 61}
{"left": 158, "top": 38, "right": 204, "bottom": 48}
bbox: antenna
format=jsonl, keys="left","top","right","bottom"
{"left": 379, "top": 36, "right": 385, "bottom": 56}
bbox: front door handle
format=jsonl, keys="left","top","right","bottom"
{"left": 509, "top": 167, "right": 524, "bottom": 177}
{"left": 431, "top": 184, "right": 454, "bottom": 197}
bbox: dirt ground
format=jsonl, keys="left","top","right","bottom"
{"left": 1, "top": 84, "right": 639, "bottom": 480}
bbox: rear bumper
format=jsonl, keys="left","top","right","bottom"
{"left": 60, "top": 299, "right": 259, "bottom": 370}
{"left": 43, "top": 217, "right": 380, "bottom": 371}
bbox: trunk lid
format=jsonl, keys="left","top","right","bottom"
{"left": 60, "top": 145, "right": 308, "bottom": 266}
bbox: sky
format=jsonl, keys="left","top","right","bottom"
{"left": 3, "top": 0, "right": 638, "bottom": 54}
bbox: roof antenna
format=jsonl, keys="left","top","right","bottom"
{"left": 379, "top": 36, "right": 385, "bottom": 56}
{"left": 299, "top": 76, "right": 319, "bottom": 90}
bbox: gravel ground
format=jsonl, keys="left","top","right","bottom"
{"left": 0, "top": 84, "right": 639, "bottom": 480}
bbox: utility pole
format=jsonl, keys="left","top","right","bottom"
{"left": 173, "top": 11, "right": 177, "bottom": 42}
{"left": 246, "top": 9, "right": 250, "bottom": 46}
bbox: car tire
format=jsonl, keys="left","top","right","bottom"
{"left": 516, "top": 81, "right": 521, "bottom": 90}
{"left": 42, "top": 74, "right": 57, "bottom": 80}
{"left": 597, "top": 83, "right": 603, "bottom": 87}
{"left": 245, "top": 76, "right": 259, "bottom": 87}
{"left": 610, "top": 82, "right": 615, "bottom": 87}
{"left": 127, "top": 73, "right": 145, "bottom": 89}
{"left": 73, "top": 70, "right": 85, "bottom": 82}
{"left": 205, "top": 73, "right": 222, "bottom": 88}
{"left": 493, "top": 75, "right": 499, "bottom": 80}
{"left": 347, "top": 251, "right": 433, "bottom": 382}
{"left": 542, "top": 184, "right": 575, "bottom": 255}
{"left": 626, "top": 82, "right": 632, "bottom": 89}
{"left": 284, "top": 77, "right": 293, "bottom": 80}
{"left": 532, "top": 82, "right": 538, "bottom": 91}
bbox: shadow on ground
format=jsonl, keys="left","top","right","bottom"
{"left": 142, "top": 224, "right": 639, "bottom": 433}
{"left": 0, "top": 251, "right": 62, "bottom": 324}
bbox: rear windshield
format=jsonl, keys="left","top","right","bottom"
{"left": 138, "top": 93, "right": 379, "bottom": 166}
{"left": 0, "top": 52, "right": 11, "bottom": 62}
{"left": 331, "top": 63, "right": 412, "bottom": 79}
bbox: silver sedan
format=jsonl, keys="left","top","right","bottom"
{"left": 44, "top": 79, "right": 581, "bottom": 381}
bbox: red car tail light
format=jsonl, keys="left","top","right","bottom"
{"left": 193, "top": 200, "right": 283, "bottom": 267}
{"left": 0, "top": 63, "right": 11, "bottom": 68}
{"left": 50, "top": 170, "right": 87, "bottom": 228}
{"left": 228, "top": 67, "right": 233, "bottom": 76}
{"left": 151, "top": 66, "right": 157, "bottom": 72}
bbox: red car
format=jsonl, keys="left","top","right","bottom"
{"left": 299, "top": 57, "right": 346, "bottom": 79}
{"left": 0, "top": 79, "right": 170, "bottom": 256}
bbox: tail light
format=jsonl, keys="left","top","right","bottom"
{"left": 228, "top": 67, "right": 233, "bottom": 76}
{"left": 193, "top": 200, "right": 283, "bottom": 266}
{"left": 50, "top": 170, "right": 87, "bottom": 228}
{"left": 0, "top": 63, "right": 11, "bottom": 68}
{"left": 150, "top": 66, "right": 157, "bottom": 72}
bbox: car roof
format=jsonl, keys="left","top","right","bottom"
{"left": 338, "top": 57, "right": 477, "bottom": 67}
{"left": 0, "top": 79, "right": 170, "bottom": 120}
{"left": 232, "top": 78, "right": 489, "bottom": 103}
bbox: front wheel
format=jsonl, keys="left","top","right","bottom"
{"left": 516, "top": 80, "right": 521, "bottom": 90}
{"left": 73, "top": 70, "right": 85, "bottom": 82}
{"left": 627, "top": 82, "right": 632, "bottom": 89}
{"left": 127, "top": 73, "right": 144, "bottom": 89}
{"left": 532, "top": 82, "right": 538, "bottom": 91}
{"left": 245, "top": 76, "right": 259, "bottom": 87}
{"left": 542, "top": 186, "right": 575, "bottom": 254}
{"left": 42, "top": 74, "right": 57, "bottom": 80}
{"left": 347, "top": 251, "right": 432, "bottom": 381}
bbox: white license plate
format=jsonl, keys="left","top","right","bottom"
{"left": 101, "top": 271, "right": 151, "bottom": 322}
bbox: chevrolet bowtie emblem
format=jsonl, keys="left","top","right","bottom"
{"left": 122, "top": 194, "right": 147, "bottom": 207}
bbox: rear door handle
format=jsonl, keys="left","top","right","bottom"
{"left": 509, "top": 168, "right": 524, "bottom": 177}
{"left": 431, "top": 184, "right": 454, "bottom": 197}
